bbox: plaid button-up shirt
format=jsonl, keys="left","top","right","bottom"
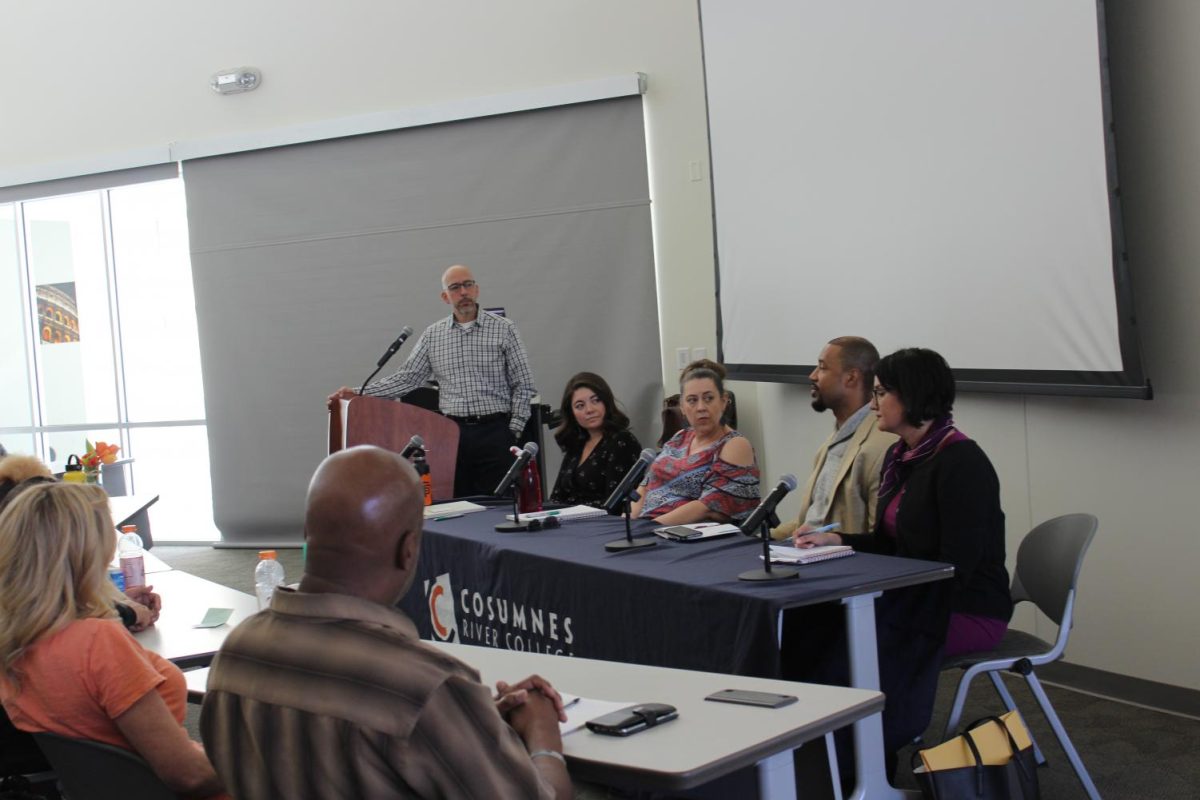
{"left": 365, "top": 310, "right": 536, "bottom": 435}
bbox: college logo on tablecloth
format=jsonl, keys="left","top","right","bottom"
{"left": 423, "top": 572, "right": 458, "bottom": 642}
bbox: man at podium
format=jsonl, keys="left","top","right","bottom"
{"left": 329, "top": 265, "right": 536, "bottom": 497}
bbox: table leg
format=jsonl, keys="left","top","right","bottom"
{"left": 824, "top": 733, "right": 844, "bottom": 800}
{"left": 755, "top": 751, "right": 797, "bottom": 800}
{"left": 842, "top": 593, "right": 919, "bottom": 800}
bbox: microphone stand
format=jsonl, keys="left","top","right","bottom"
{"left": 358, "top": 365, "right": 385, "bottom": 397}
{"left": 494, "top": 483, "right": 532, "bottom": 533}
{"left": 604, "top": 493, "right": 657, "bottom": 552}
{"left": 738, "top": 511, "right": 798, "bottom": 582}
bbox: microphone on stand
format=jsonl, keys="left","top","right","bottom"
{"left": 602, "top": 448, "right": 658, "bottom": 515}
{"left": 399, "top": 434, "right": 425, "bottom": 460}
{"left": 358, "top": 326, "right": 415, "bottom": 395}
{"left": 495, "top": 442, "right": 538, "bottom": 496}
{"left": 739, "top": 474, "right": 798, "bottom": 536}
{"left": 495, "top": 443, "right": 539, "bottom": 533}
{"left": 604, "top": 448, "right": 660, "bottom": 552}
{"left": 738, "top": 474, "right": 800, "bottom": 582}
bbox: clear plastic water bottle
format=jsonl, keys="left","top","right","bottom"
{"left": 118, "top": 525, "right": 145, "bottom": 589}
{"left": 255, "top": 550, "right": 285, "bottom": 610}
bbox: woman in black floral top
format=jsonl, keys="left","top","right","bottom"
{"left": 550, "top": 372, "right": 642, "bottom": 507}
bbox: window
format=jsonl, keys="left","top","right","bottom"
{"left": 0, "top": 178, "right": 216, "bottom": 542}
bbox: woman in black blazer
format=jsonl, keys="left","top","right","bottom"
{"left": 549, "top": 372, "right": 642, "bottom": 507}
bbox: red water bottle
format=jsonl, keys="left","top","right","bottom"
{"left": 512, "top": 446, "right": 543, "bottom": 513}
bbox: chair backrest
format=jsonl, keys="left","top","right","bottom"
{"left": 32, "top": 733, "right": 178, "bottom": 800}
{"left": 1011, "top": 513, "right": 1098, "bottom": 626}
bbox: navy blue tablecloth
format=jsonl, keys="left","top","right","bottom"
{"left": 398, "top": 509, "right": 951, "bottom": 678}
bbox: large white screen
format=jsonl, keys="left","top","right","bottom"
{"left": 705, "top": 0, "right": 1126, "bottom": 376}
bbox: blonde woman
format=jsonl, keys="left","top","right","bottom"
{"left": 0, "top": 482, "right": 226, "bottom": 799}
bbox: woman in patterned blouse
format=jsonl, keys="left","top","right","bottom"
{"left": 549, "top": 372, "right": 643, "bottom": 507}
{"left": 631, "top": 365, "right": 760, "bottom": 524}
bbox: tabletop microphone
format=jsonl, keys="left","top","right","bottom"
{"left": 494, "top": 442, "right": 538, "bottom": 496}
{"left": 602, "top": 448, "right": 658, "bottom": 515}
{"left": 375, "top": 325, "right": 414, "bottom": 369}
{"left": 358, "top": 325, "right": 414, "bottom": 395}
{"left": 400, "top": 434, "right": 425, "bottom": 460}
{"left": 739, "top": 474, "right": 798, "bottom": 536}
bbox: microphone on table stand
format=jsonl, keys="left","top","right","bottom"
{"left": 494, "top": 442, "right": 539, "bottom": 533}
{"left": 400, "top": 434, "right": 425, "bottom": 460}
{"left": 603, "top": 448, "right": 659, "bottom": 552}
{"left": 738, "top": 474, "right": 799, "bottom": 582}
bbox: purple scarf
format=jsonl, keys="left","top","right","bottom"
{"left": 878, "top": 415, "right": 967, "bottom": 499}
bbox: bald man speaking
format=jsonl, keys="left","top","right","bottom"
{"left": 201, "top": 446, "right": 572, "bottom": 799}
{"left": 329, "top": 264, "right": 537, "bottom": 497}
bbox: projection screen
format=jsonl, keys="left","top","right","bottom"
{"left": 702, "top": 0, "right": 1150, "bottom": 398}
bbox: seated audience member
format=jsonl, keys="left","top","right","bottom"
{"left": 550, "top": 372, "right": 642, "bottom": 507}
{"left": 631, "top": 363, "right": 759, "bottom": 524}
{"left": 201, "top": 446, "right": 573, "bottom": 800}
{"left": 0, "top": 457, "right": 161, "bottom": 633}
{"left": 0, "top": 482, "right": 226, "bottom": 799}
{"left": 773, "top": 336, "right": 897, "bottom": 540}
{"left": 0, "top": 452, "right": 53, "bottom": 506}
{"left": 796, "top": 347, "right": 1012, "bottom": 657}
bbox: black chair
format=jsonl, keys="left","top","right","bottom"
{"left": 0, "top": 708, "right": 51, "bottom": 782}
{"left": 32, "top": 733, "right": 177, "bottom": 800}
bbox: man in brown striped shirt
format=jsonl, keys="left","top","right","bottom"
{"left": 200, "top": 446, "right": 573, "bottom": 799}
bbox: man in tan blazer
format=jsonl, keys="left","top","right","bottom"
{"left": 773, "top": 337, "right": 898, "bottom": 540}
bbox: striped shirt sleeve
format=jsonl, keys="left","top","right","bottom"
{"left": 399, "top": 674, "right": 554, "bottom": 799}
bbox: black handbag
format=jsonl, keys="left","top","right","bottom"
{"left": 915, "top": 714, "right": 1040, "bottom": 800}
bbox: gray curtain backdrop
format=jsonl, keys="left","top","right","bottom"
{"left": 182, "top": 97, "right": 660, "bottom": 543}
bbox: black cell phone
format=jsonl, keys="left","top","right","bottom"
{"left": 704, "top": 689, "right": 798, "bottom": 709}
{"left": 659, "top": 526, "right": 703, "bottom": 540}
{"left": 585, "top": 703, "right": 679, "bottom": 736}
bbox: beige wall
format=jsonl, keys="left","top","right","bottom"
{"left": 3, "top": 0, "right": 1196, "bottom": 689}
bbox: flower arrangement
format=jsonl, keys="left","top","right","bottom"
{"left": 79, "top": 440, "right": 120, "bottom": 471}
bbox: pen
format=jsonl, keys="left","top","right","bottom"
{"left": 432, "top": 514, "right": 464, "bottom": 521}
{"left": 807, "top": 522, "right": 840, "bottom": 534}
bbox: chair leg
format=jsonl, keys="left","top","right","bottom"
{"left": 942, "top": 665, "right": 981, "bottom": 738}
{"left": 986, "top": 671, "right": 1046, "bottom": 766}
{"left": 1022, "top": 671, "right": 1101, "bottom": 800}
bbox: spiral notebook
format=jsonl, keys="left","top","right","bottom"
{"left": 504, "top": 505, "right": 607, "bottom": 523}
{"left": 764, "top": 544, "right": 855, "bottom": 565}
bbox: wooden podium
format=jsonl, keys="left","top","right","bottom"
{"left": 328, "top": 396, "right": 460, "bottom": 502}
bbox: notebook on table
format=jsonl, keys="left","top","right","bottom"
{"left": 763, "top": 544, "right": 855, "bottom": 564}
{"left": 504, "top": 505, "right": 607, "bottom": 523}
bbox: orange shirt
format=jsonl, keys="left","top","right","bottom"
{"left": 0, "top": 617, "right": 186, "bottom": 750}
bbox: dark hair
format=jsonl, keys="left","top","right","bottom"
{"left": 0, "top": 476, "right": 56, "bottom": 514}
{"left": 827, "top": 336, "right": 881, "bottom": 396}
{"left": 554, "top": 372, "right": 631, "bottom": 451}
{"left": 679, "top": 366, "right": 725, "bottom": 397}
{"left": 680, "top": 358, "right": 726, "bottom": 383}
{"left": 875, "top": 347, "right": 955, "bottom": 427}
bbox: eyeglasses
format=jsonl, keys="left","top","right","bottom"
{"left": 444, "top": 280, "right": 477, "bottom": 293}
{"left": 871, "top": 386, "right": 890, "bottom": 399}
